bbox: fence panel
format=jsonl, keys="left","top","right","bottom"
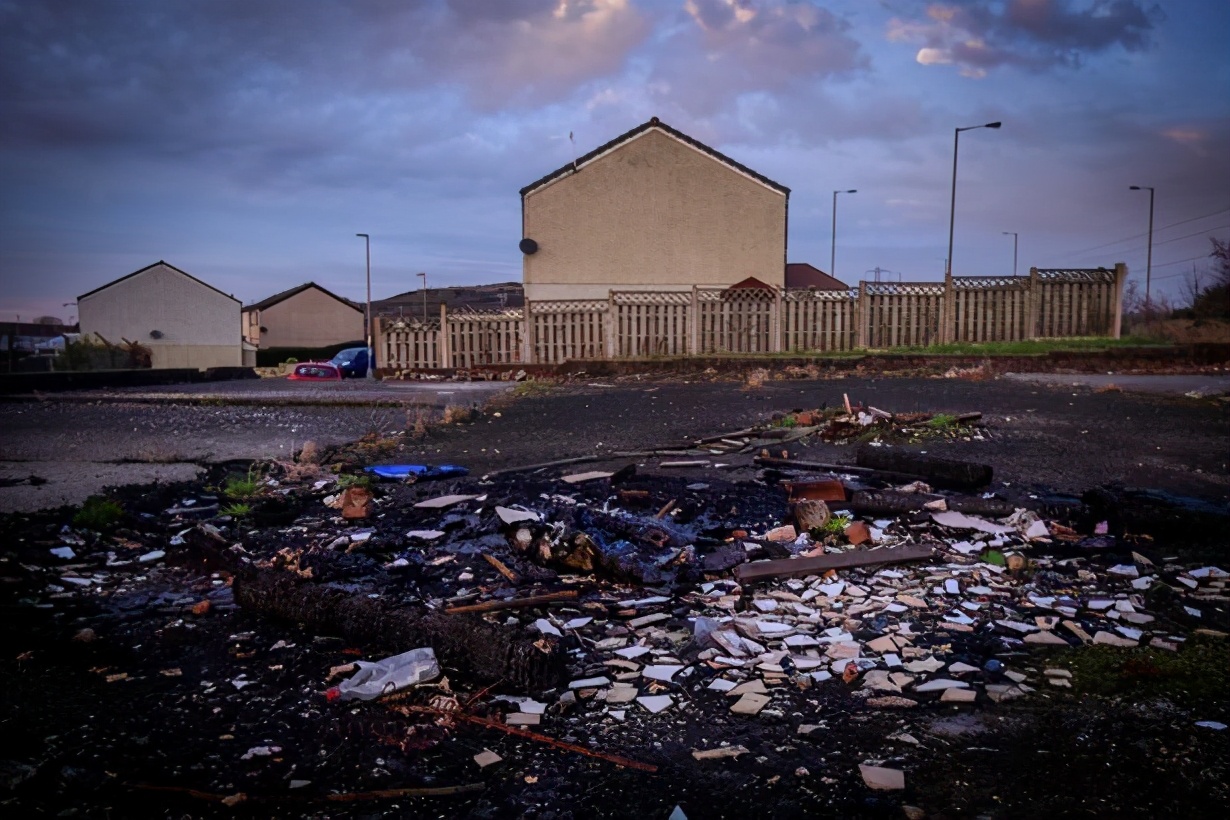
{"left": 379, "top": 318, "right": 439, "bottom": 370}
{"left": 447, "top": 310, "right": 523, "bottom": 368}
{"left": 529, "top": 300, "right": 607, "bottom": 364}
{"left": 782, "top": 289, "right": 858, "bottom": 351}
{"left": 952, "top": 276, "right": 1029, "bottom": 343}
{"left": 1034, "top": 269, "right": 1118, "bottom": 337}
{"left": 862, "top": 283, "right": 945, "bottom": 348}
{"left": 697, "top": 288, "right": 775, "bottom": 353}
{"left": 612, "top": 291, "right": 691, "bottom": 357}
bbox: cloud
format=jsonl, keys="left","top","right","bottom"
{"left": 651, "top": 0, "right": 868, "bottom": 116}
{"left": 885, "top": 0, "right": 1162, "bottom": 75}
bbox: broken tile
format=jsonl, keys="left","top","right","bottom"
{"left": 859, "top": 764, "right": 906, "bottom": 790}
{"left": 730, "top": 692, "right": 771, "bottom": 715}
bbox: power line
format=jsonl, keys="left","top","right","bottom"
{"left": 1063, "top": 223, "right": 1229, "bottom": 266}
{"left": 1048, "top": 207, "right": 1230, "bottom": 260}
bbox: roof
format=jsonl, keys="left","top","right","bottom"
{"left": 519, "top": 117, "right": 790, "bottom": 198}
{"left": 785, "top": 263, "right": 850, "bottom": 291}
{"left": 725, "top": 276, "right": 776, "bottom": 292}
{"left": 78, "top": 260, "right": 241, "bottom": 303}
{"left": 244, "top": 281, "right": 362, "bottom": 313}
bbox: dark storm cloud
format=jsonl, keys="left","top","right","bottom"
{"left": 0, "top": 1, "right": 649, "bottom": 170}
{"left": 886, "top": 0, "right": 1161, "bottom": 76}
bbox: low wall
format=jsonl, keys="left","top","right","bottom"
{"left": 0, "top": 367, "right": 257, "bottom": 395}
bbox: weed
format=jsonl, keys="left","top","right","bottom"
{"left": 73, "top": 496, "right": 124, "bottom": 531}
{"left": 337, "top": 473, "right": 374, "bottom": 490}
{"left": 1059, "top": 635, "right": 1229, "bottom": 706}
{"left": 1095, "top": 383, "right": 1122, "bottom": 393}
{"left": 220, "top": 502, "right": 252, "bottom": 517}
{"left": 742, "top": 368, "right": 771, "bottom": 390}
{"left": 224, "top": 466, "right": 264, "bottom": 499}
{"left": 406, "top": 407, "right": 432, "bottom": 440}
{"left": 771, "top": 415, "right": 798, "bottom": 428}
{"left": 824, "top": 514, "right": 851, "bottom": 534}
{"left": 442, "top": 404, "right": 478, "bottom": 424}
{"left": 926, "top": 413, "right": 959, "bottom": 430}
{"left": 512, "top": 380, "right": 552, "bottom": 398}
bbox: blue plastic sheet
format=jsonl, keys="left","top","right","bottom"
{"left": 363, "top": 464, "right": 469, "bottom": 481}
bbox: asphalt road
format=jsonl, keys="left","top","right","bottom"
{"left": 1, "top": 373, "right": 1226, "bottom": 512}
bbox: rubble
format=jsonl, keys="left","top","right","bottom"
{"left": 5, "top": 398, "right": 1228, "bottom": 819}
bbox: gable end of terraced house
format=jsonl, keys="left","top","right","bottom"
{"left": 518, "top": 117, "right": 790, "bottom": 302}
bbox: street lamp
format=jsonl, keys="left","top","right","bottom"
{"left": 945, "top": 121, "right": 1002, "bottom": 279}
{"left": 1129, "top": 185, "right": 1154, "bottom": 314}
{"left": 1002, "top": 231, "right": 1018, "bottom": 277}
{"left": 417, "top": 272, "right": 427, "bottom": 323}
{"left": 831, "top": 189, "right": 856, "bottom": 278}
{"left": 355, "top": 233, "right": 372, "bottom": 378}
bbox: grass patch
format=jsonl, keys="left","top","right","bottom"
{"left": 220, "top": 502, "right": 252, "bottom": 518}
{"left": 511, "top": 381, "right": 553, "bottom": 398}
{"left": 926, "top": 412, "right": 959, "bottom": 430}
{"left": 223, "top": 466, "right": 264, "bottom": 500}
{"left": 1059, "top": 635, "right": 1229, "bottom": 706}
{"left": 871, "top": 336, "right": 1166, "bottom": 356}
{"left": 823, "top": 514, "right": 851, "bottom": 535}
{"left": 73, "top": 496, "right": 124, "bottom": 531}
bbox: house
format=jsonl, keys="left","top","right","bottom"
{"left": 785, "top": 263, "right": 850, "bottom": 291}
{"left": 519, "top": 117, "right": 789, "bottom": 302}
{"left": 243, "top": 282, "right": 364, "bottom": 349}
{"left": 77, "top": 261, "right": 241, "bottom": 370}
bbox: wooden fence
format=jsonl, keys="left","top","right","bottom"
{"left": 376, "top": 265, "right": 1125, "bottom": 370}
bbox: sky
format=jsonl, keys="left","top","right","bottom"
{"left": 1, "top": 0, "right": 1228, "bottom": 323}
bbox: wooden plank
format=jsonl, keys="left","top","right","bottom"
{"left": 734, "top": 543, "right": 936, "bottom": 584}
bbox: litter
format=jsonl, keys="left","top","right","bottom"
{"left": 332, "top": 648, "right": 440, "bottom": 701}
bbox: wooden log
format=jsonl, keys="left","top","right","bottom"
{"left": 231, "top": 570, "right": 566, "bottom": 692}
{"left": 847, "top": 489, "right": 1016, "bottom": 518}
{"left": 755, "top": 457, "right": 926, "bottom": 484}
{"left": 855, "top": 444, "right": 992, "bottom": 490}
{"left": 734, "top": 543, "right": 936, "bottom": 584}
{"left": 444, "top": 590, "right": 577, "bottom": 614}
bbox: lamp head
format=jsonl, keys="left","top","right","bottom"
{"left": 985, "top": 121, "right": 1002, "bottom": 129}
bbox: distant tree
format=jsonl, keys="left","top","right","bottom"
{"left": 33, "top": 315, "right": 64, "bottom": 325}
{"left": 1191, "top": 237, "right": 1230, "bottom": 318}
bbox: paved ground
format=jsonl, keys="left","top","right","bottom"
{"left": 2, "top": 373, "right": 1226, "bottom": 513}
{"left": 1004, "top": 371, "right": 1230, "bottom": 396}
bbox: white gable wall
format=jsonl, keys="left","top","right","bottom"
{"left": 78, "top": 263, "right": 241, "bottom": 369}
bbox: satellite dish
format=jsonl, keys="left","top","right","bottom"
{"left": 149, "top": 329, "right": 163, "bottom": 339}
{"left": 519, "top": 238, "right": 538, "bottom": 255}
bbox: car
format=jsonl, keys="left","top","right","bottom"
{"left": 330, "top": 347, "right": 371, "bottom": 378}
{"left": 287, "top": 361, "right": 342, "bottom": 381}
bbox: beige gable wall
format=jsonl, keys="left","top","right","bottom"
{"left": 257, "top": 287, "right": 365, "bottom": 348}
{"left": 522, "top": 128, "right": 786, "bottom": 301}
{"left": 78, "top": 263, "right": 240, "bottom": 369}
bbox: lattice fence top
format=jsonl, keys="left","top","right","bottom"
{"left": 865, "top": 282, "right": 945, "bottom": 296}
{"left": 530, "top": 299, "right": 608, "bottom": 314}
{"left": 1036, "top": 268, "right": 1118, "bottom": 283}
{"left": 383, "top": 318, "right": 440, "bottom": 332}
{"left": 783, "top": 288, "right": 858, "bottom": 302}
{"left": 952, "top": 276, "right": 1027, "bottom": 290}
{"left": 447, "top": 308, "right": 524, "bottom": 321}
{"left": 697, "top": 287, "right": 776, "bottom": 303}
{"left": 612, "top": 291, "right": 693, "bottom": 306}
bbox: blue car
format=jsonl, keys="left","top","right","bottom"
{"left": 330, "top": 347, "right": 371, "bottom": 377}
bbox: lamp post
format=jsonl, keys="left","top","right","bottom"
{"left": 355, "top": 233, "right": 372, "bottom": 378}
{"left": 1129, "top": 185, "right": 1154, "bottom": 315}
{"left": 831, "top": 189, "right": 856, "bottom": 278}
{"left": 1002, "top": 231, "right": 1018, "bottom": 277}
{"left": 417, "top": 272, "right": 427, "bottom": 323}
{"left": 945, "top": 121, "right": 1002, "bottom": 279}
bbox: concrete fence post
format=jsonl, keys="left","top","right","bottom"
{"left": 1026, "top": 267, "right": 1041, "bottom": 339}
{"left": 689, "top": 286, "right": 700, "bottom": 355}
{"left": 856, "top": 280, "right": 869, "bottom": 349}
{"left": 1112, "top": 262, "right": 1127, "bottom": 338}
{"left": 605, "top": 291, "right": 617, "bottom": 359}
{"left": 521, "top": 299, "right": 532, "bottom": 365}
{"left": 941, "top": 273, "right": 955, "bottom": 344}
{"left": 438, "top": 302, "right": 450, "bottom": 369}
